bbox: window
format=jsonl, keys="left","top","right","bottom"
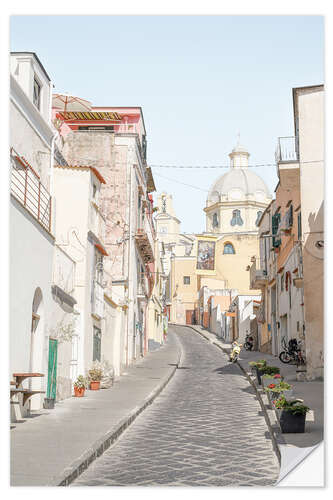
{"left": 93, "top": 326, "right": 101, "bottom": 361}
{"left": 223, "top": 243, "right": 235, "bottom": 254}
{"left": 255, "top": 211, "right": 263, "bottom": 227}
{"left": 297, "top": 212, "right": 302, "bottom": 240}
{"left": 230, "top": 209, "right": 243, "bottom": 226}
{"left": 160, "top": 226, "right": 168, "bottom": 234}
{"left": 183, "top": 276, "right": 190, "bottom": 285}
{"left": 33, "top": 77, "right": 41, "bottom": 110}
{"left": 212, "top": 212, "right": 219, "bottom": 228}
{"left": 78, "top": 125, "right": 114, "bottom": 132}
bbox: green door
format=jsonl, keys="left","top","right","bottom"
{"left": 47, "top": 338, "right": 58, "bottom": 399}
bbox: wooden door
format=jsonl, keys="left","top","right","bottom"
{"left": 186, "top": 310, "right": 194, "bottom": 325}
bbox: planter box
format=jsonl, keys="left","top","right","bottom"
{"left": 256, "top": 368, "right": 265, "bottom": 385}
{"left": 280, "top": 411, "right": 306, "bottom": 433}
{"left": 262, "top": 377, "right": 275, "bottom": 388}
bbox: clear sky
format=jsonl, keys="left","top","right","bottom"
{"left": 10, "top": 15, "right": 324, "bottom": 233}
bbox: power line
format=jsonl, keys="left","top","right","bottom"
{"left": 150, "top": 160, "right": 324, "bottom": 169}
{"left": 153, "top": 172, "right": 209, "bottom": 192}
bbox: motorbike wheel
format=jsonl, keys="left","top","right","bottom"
{"left": 279, "top": 351, "right": 292, "bottom": 363}
{"left": 244, "top": 342, "right": 252, "bottom": 351}
{"left": 232, "top": 355, "right": 238, "bottom": 363}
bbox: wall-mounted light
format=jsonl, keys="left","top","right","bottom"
{"left": 315, "top": 240, "right": 324, "bottom": 249}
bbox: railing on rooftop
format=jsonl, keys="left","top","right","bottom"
{"left": 10, "top": 148, "right": 52, "bottom": 233}
{"left": 275, "top": 136, "right": 299, "bottom": 163}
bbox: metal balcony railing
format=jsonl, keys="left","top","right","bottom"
{"left": 275, "top": 136, "right": 299, "bottom": 163}
{"left": 249, "top": 258, "right": 268, "bottom": 290}
{"left": 89, "top": 201, "right": 106, "bottom": 244}
{"left": 53, "top": 245, "right": 76, "bottom": 294}
{"left": 92, "top": 281, "right": 104, "bottom": 318}
{"left": 10, "top": 148, "right": 52, "bottom": 232}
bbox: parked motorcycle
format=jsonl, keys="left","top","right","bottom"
{"left": 279, "top": 338, "right": 306, "bottom": 365}
{"left": 244, "top": 334, "right": 254, "bottom": 351}
{"left": 229, "top": 341, "right": 242, "bottom": 363}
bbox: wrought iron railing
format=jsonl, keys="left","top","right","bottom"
{"left": 10, "top": 148, "right": 52, "bottom": 232}
{"left": 275, "top": 136, "right": 299, "bottom": 163}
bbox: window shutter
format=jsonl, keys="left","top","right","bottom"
{"left": 272, "top": 213, "right": 281, "bottom": 248}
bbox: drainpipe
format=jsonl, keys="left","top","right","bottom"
{"left": 126, "top": 160, "right": 133, "bottom": 366}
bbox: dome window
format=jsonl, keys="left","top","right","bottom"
{"left": 230, "top": 209, "right": 243, "bottom": 226}
{"left": 212, "top": 213, "right": 219, "bottom": 228}
{"left": 223, "top": 243, "right": 235, "bottom": 255}
{"left": 255, "top": 211, "right": 263, "bottom": 226}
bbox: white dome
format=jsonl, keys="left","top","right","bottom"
{"left": 207, "top": 168, "right": 270, "bottom": 206}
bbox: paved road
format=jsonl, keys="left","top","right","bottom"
{"left": 74, "top": 326, "right": 279, "bottom": 486}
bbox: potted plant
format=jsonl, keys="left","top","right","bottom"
{"left": 249, "top": 360, "right": 267, "bottom": 384}
{"left": 73, "top": 375, "right": 86, "bottom": 397}
{"left": 279, "top": 400, "right": 310, "bottom": 433}
{"left": 274, "top": 381, "right": 293, "bottom": 399}
{"left": 272, "top": 394, "right": 287, "bottom": 420}
{"left": 262, "top": 374, "right": 275, "bottom": 388}
{"left": 88, "top": 366, "right": 103, "bottom": 390}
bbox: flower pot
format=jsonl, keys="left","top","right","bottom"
{"left": 281, "top": 389, "right": 294, "bottom": 399}
{"left": 74, "top": 386, "right": 85, "bottom": 397}
{"left": 43, "top": 397, "right": 55, "bottom": 409}
{"left": 90, "top": 381, "right": 100, "bottom": 390}
{"left": 280, "top": 411, "right": 306, "bottom": 433}
{"left": 275, "top": 408, "right": 282, "bottom": 420}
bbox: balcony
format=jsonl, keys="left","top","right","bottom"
{"left": 10, "top": 148, "right": 52, "bottom": 233}
{"left": 275, "top": 136, "right": 299, "bottom": 163}
{"left": 249, "top": 258, "right": 268, "bottom": 290}
{"left": 135, "top": 215, "right": 155, "bottom": 264}
{"left": 89, "top": 201, "right": 106, "bottom": 244}
{"left": 53, "top": 245, "right": 76, "bottom": 295}
{"left": 92, "top": 280, "right": 104, "bottom": 318}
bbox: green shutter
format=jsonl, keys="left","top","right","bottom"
{"left": 272, "top": 213, "right": 281, "bottom": 248}
{"left": 47, "top": 339, "right": 58, "bottom": 399}
{"left": 298, "top": 212, "right": 302, "bottom": 240}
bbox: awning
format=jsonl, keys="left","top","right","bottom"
{"left": 57, "top": 111, "right": 122, "bottom": 121}
{"left": 95, "top": 243, "right": 108, "bottom": 256}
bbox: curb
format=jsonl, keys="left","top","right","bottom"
{"left": 187, "top": 325, "right": 281, "bottom": 465}
{"left": 51, "top": 338, "right": 182, "bottom": 486}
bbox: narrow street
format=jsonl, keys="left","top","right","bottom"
{"left": 74, "top": 326, "right": 279, "bottom": 486}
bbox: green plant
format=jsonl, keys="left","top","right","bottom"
{"left": 262, "top": 374, "right": 275, "bottom": 379}
{"left": 249, "top": 359, "right": 267, "bottom": 369}
{"left": 88, "top": 367, "right": 103, "bottom": 381}
{"left": 261, "top": 365, "right": 280, "bottom": 375}
{"left": 74, "top": 375, "right": 87, "bottom": 389}
{"left": 282, "top": 400, "right": 310, "bottom": 416}
{"left": 272, "top": 395, "right": 287, "bottom": 409}
{"left": 276, "top": 381, "right": 292, "bottom": 391}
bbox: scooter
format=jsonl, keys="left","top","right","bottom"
{"left": 229, "top": 341, "right": 242, "bottom": 363}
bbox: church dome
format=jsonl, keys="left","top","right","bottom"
{"left": 207, "top": 168, "right": 271, "bottom": 206}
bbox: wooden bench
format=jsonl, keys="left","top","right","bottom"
{"left": 11, "top": 373, "right": 45, "bottom": 422}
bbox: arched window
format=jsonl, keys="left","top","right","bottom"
{"left": 230, "top": 209, "right": 243, "bottom": 226}
{"left": 223, "top": 243, "right": 235, "bottom": 254}
{"left": 255, "top": 211, "right": 263, "bottom": 226}
{"left": 212, "top": 212, "right": 219, "bottom": 228}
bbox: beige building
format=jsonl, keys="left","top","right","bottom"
{"left": 295, "top": 85, "right": 324, "bottom": 380}
{"left": 158, "top": 142, "right": 271, "bottom": 328}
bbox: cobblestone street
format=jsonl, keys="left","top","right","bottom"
{"left": 74, "top": 326, "right": 280, "bottom": 486}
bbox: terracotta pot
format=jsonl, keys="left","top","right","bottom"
{"left": 74, "top": 386, "right": 85, "bottom": 397}
{"left": 90, "top": 381, "right": 100, "bottom": 390}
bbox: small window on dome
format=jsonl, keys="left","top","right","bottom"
{"left": 212, "top": 213, "right": 219, "bottom": 228}
{"left": 255, "top": 211, "right": 263, "bottom": 226}
{"left": 230, "top": 209, "right": 243, "bottom": 226}
{"left": 223, "top": 243, "right": 235, "bottom": 254}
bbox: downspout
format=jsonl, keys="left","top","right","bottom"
{"left": 126, "top": 161, "right": 133, "bottom": 366}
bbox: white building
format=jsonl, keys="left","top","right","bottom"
{"left": 10, "top": 52, "right": 76, "bottom": 412}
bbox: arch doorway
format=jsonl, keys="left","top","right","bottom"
{"left": 29, "top": 288, "right": 45, "bottom": 410}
